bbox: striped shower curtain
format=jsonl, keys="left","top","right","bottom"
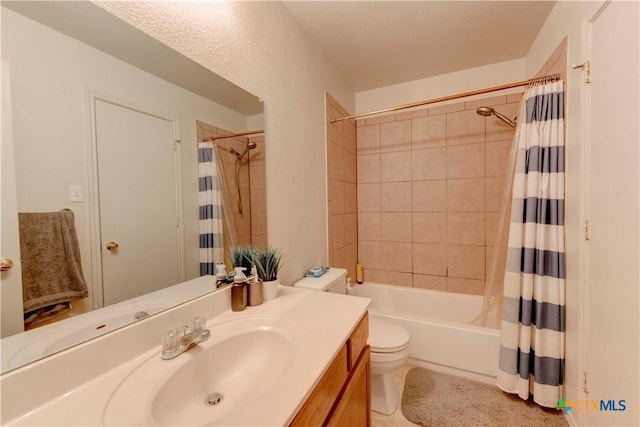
{"left": 198, "top": 142, "right": 224, "bottom": 275}
{"left": 497, "top": 80, "right": 565, "bottom": 408}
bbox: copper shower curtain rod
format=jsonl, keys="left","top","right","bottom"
{"left": 330, "top": 73, "right": 561, "bottom": 123}
{"left": 201, "top": 129, "right": 264, "bottom": 142}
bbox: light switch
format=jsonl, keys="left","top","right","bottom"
{"left": 68, "top": 185, "right": 83, "bottom": 202}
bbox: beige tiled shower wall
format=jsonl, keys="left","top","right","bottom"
{"left": 326, "top": 94, "right": 358, "bottom": 281}
{"left": 218, "top": 136, "right": 251, "bottom": 245}
{"left": 196, "top": 121, "right": 267, "bottom": 252}
{"left": 356, "top": 93, "right": 522, "bottom": 295}
{"left": 222, "top": 134, "right": 267, "bottom": 247}
{"left": 248, "top": 134, "right": 267, "bottom": 248}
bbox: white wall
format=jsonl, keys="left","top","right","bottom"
{"left": 355, "top": 58, "right": 525, "bottom": 113}
{"left": 96, "top": 1, "right": 356, "bottom": 284}
{"left": 2, "top": 8, "right": 251, "bottom": 312}
{"left": 523, "top": 2, "right": 606, "bottom": 425}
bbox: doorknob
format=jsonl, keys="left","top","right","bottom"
{"left": 0, "top": 258, "right": 15, "bottom": 271}
{"left": 106, "top": 241, "right": 120, "bottom": 251}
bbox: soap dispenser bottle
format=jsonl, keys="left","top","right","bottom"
{"left": 215, "top": 263, "right": 227, "bottom": 280}
{"left": 231, "top": 267, "right": 247, "bottom": 312}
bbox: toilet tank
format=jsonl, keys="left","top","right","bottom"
{"left": 293, "top": 268, "right": 347, "bottom": 294}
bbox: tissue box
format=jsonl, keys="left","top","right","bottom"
{"left": 304, "top": 266, "right": 330, "bottom": 277}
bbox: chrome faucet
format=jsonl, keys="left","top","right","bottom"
{"left": 160, "top": 316, "right": 210, "bottom": 360}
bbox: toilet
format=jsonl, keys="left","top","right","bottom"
{"left": 294, "top": 268, "right": 410, "bottom": 415}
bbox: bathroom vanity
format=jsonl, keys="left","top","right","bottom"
{"left": 0, "top": 283, "right": 371, "bottom": 426}
{"left": 291, "top": 312, "right": 370, "bottom": 426}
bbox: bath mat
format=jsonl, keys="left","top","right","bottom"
{"left": 401, "top": 367, "right": 568, "bottom": 427}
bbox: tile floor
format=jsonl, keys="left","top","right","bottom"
{"left": 371, "top": 364, "right": 420, "bottom": 427}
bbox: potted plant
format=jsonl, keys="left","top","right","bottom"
{"left": 230, "top": 245, "right": 264, "bottom": 306}
{"left": 253, "top": 247, "right": 284, "bottom": 300}
{"left": 230, "top": 245, "right": 255, "bottom": 274}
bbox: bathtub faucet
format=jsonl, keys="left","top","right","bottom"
{"left": 160, "top": 316, "right": 210, "bottom": 360}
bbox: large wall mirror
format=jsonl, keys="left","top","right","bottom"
{"left": 0, "top": 1, "right": 265, "bottom": 373}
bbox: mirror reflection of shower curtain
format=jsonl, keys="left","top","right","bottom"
{"left": 214, "top": 145, "right": 239, "bottom": 258}
{"left": 197, "top": 142, "right": 228, "bottom": 275}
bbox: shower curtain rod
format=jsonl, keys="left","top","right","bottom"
{"left": 200, "top": 129, "right": 264, "bottom": 143}
{"left": 330, "top": 73, "right": 561, "bottom": 123}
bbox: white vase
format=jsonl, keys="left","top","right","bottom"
{"left": 263, "top": 278, "right": 279, "bottom": 300}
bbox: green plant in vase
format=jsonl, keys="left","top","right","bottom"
{"left": 254, "top": 247, "right": 284, "bottom": 281}
{"left": 230, "top": 245, "right": 255, "bottom": 275}
{"left": 254, "top": 247, "right": 284, "bottom": 300}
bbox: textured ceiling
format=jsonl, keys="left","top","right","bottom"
{"left": 284, "top": 1, "right": 556, "bottom": 91}
{"left": 3, "top": 1, "right": 264, "bottom": 115}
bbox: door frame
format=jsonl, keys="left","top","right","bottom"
{"left": 576, "top": 10, "right": 596, "bottom": 427}
{"left": 83, "top": 89, "right": 185, "bottom": 309}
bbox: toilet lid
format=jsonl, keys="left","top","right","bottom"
{"left": 368, "top": 317, "right": 410, "bottom": 353}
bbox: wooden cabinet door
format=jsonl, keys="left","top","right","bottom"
{"left": 290, "top": 345, "right": 348, "bottom": 427}
{"left": 327, "top": 346, "right": 371, "bottom": 427}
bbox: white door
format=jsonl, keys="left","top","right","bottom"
{"left": 95, "top": 100, "right": 182, "bottom": 306}
{"left": 0, "top": 59, "right": 25, "bottom": 337}
{"left": 585, "top": 1, "right": 639, "bottom": 425}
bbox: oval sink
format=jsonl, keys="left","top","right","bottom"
{"left": 103, "top": 316, "right": 299, "bottom": 426}
{"left": 3, "top": 297, "right": 184, "bottom": 373}
{"left": 152, "top": 328, "right": 292, "bottom": 425}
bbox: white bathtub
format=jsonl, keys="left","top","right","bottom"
{"left": 349, "top": 282, "right": 500, "bottom": 384}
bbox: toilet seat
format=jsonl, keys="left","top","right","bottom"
{"left": 369, "top": 317, "right": 410, "bottom": 354}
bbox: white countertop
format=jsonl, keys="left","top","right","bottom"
{"left": 1, "top": 284, "right": 370, "bottom": 426}
{"left": 1, "top": 276, "right": 218, "bottom": 374}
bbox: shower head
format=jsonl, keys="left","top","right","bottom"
{"left": 231, "top": 141, "right": 258, "bottom": 160}
{"left": 476, "top": 106, "right": 517, "bottom": 128}
{"left": 476, "top": 106, "right": 494, "bottom": 116}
